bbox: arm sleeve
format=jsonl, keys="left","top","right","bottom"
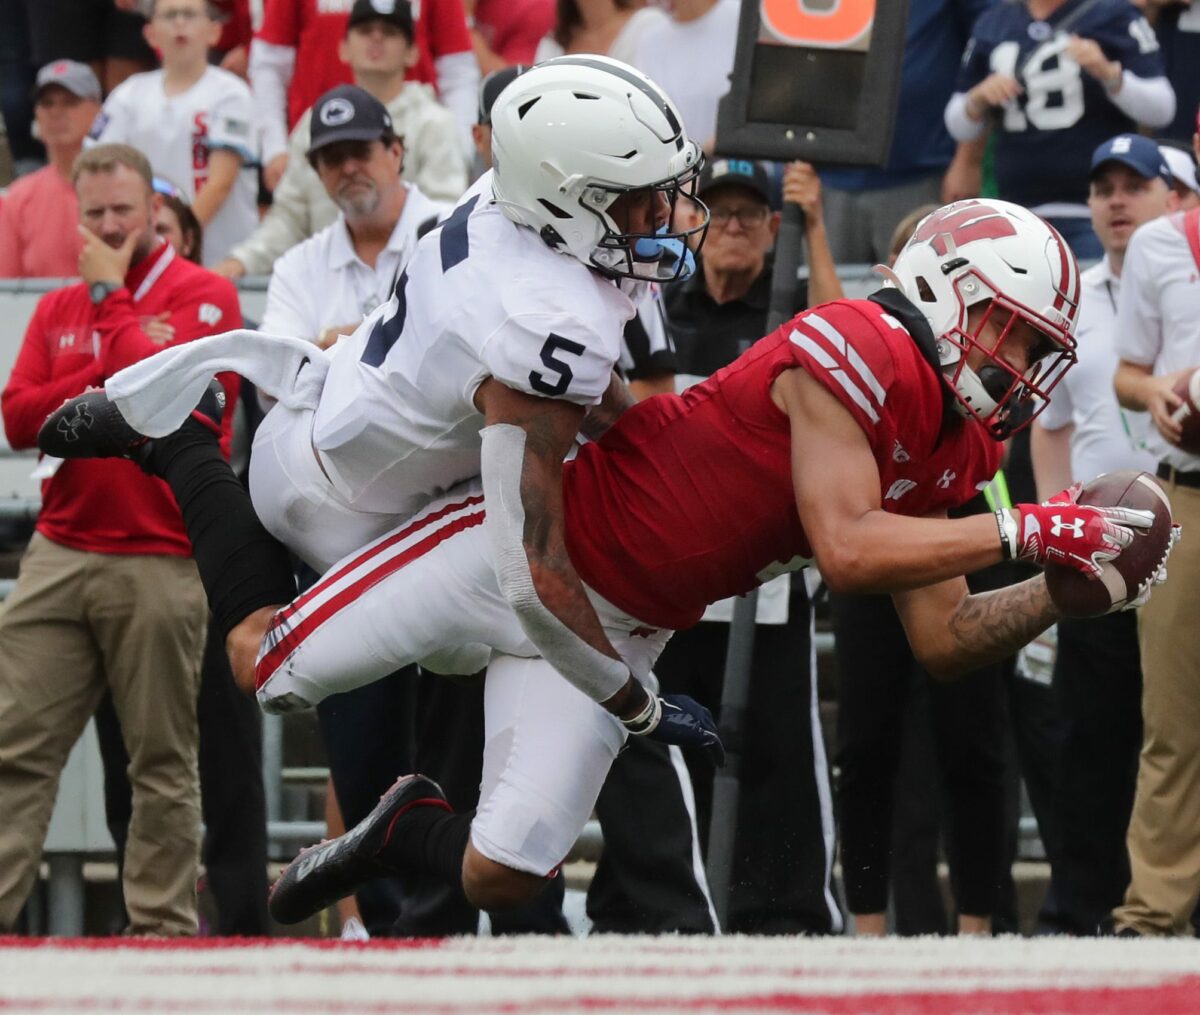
{"left": 1113, "top": 228, "right": 1163, "bottom": 367}
{"left": 1, "top": 299, "right": 106, "bottom": 449}
{"left": 249, "top": 38, "right": 296, "bottom": 164}
{"left": 945, "top": 90, "right": 987, "bottom": 141}
{"left": 207, "top": 82, "right": 257, "bottom": 162}
{"left": 434, "top": 50, "right": 482, "bottom": 156}
{"left": 1107, "top": 73, "right": 1176, "bottom": 129}
{"left": 101, "top": 276, "right": 245, "bottom": 376}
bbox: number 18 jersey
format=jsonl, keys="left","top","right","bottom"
{"left": 955, "top": 0, "right": 1166, "bottom": 207}
{"left": 310, "top": 173, "right": 636, "bottom": 519}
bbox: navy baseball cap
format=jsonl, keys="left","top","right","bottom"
{"left": 1090, "top": 134, "right": 1172, "bottom": 185}
{"left": 697, "top": 159, "right": 771, "bottom": 204}
{"left": 478, "top": 65, "right": 529, "bottom": 126}
{"left": 308, "top": 85, "right": 395, "bottom": 156}
{"left": 347, "top": 0, "right": 414, "bottom": 41}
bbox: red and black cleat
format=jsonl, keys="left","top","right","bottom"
{"left": 268, "top": 774, "right": 451, "bottom": 926}
{"left": 37, "top": 380, "right": 225, "bottom": 463}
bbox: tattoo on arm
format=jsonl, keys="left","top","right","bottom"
{"left": 580, "top": 371, "right": 636, "bottom": 442}
{"left": 946, "top": 576, "right": 1061, "bottom": 672}
{"left": 519, "top": 409, "right": 624, "bottom": 663}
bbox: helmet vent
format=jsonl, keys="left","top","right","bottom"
{"left": 517, "top": 97, "right": 541, "bottom": 119}
{"left": 1000, "top": 256, "right": 1028, "bottom": 275}
{"left": 916, "top": 277, "right": 937, "bottom": 303}
{"left": 573, "top": 92, "right": 600, "bottom": 101}
{"left": 537, "top": 198, "right": 573, "bottom": 220}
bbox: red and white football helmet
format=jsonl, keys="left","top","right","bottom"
{"left": 887, "top": 199, "right": 1080, "bottom": 439}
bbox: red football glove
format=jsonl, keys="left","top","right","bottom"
{"left": 1009, "top": 483, "right": 1156, "bottom": 579}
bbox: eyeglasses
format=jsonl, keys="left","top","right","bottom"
{"left": 708, "top": 205, "right": 770, "bottom": 230}
{"left": 154, "top": 8, "right": 205, "bottom": 23}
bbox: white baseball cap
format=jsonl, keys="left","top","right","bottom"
{"left": 1160, "top": 145, "right": 1199, "bottom": 195}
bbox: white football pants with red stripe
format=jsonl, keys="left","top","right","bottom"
{"left": 246, "top": 403, "right": 671, "bottom": 877}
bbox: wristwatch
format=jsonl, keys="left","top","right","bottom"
{"left": 89, "top": 281, "right": 121, "bottom": 305}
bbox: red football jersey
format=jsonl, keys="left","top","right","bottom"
{"left": 563, "top": 298, "right": 1003, "bottom": 631}
{"left": 257, "top": 0, "right": 473, "bottom": 130}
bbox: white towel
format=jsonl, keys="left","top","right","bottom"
{"left": 105, "top": 330, "right": 330, "bottom": 437}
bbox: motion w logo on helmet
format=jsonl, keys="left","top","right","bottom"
{"left": 913, "top": 202, "right": 1020, "bottom": 258}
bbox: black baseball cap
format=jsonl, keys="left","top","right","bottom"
{"left": 478, "top": 65, "right": 529, "bottom": 126}
{"left": 697, "top": 159, "right": 771, "bottom": 204}
{"left": 308, "top": 85, "right": 395, "bottom": 156}
{"left": 347, "top": 0, "right": 414, "bottom": 41}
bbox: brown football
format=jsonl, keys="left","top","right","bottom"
{"left": 1044, "top": 471, "right": 1173, "bottom": 618}
{"left": 1169, "top": 367, "right": 1200, "bottom": 456}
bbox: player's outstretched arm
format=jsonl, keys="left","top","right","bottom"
{"left": 475, "top": 378, "right": 722, "bottom": 760}
{"left": 892, "top": 575, "right": 1060, "bottom": 680}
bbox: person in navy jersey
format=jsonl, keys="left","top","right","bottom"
{"left": 1142, "top": 1, "right": 1200, "bottom": 144}
{"left": 820, "top": 0, "right": 998, "bottom": 265}
{"left": 946, "top": 0, "right": 1174, "bottom": 259}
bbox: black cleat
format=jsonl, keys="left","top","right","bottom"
{"left": 269, "top": 774, "right": 451, "bottom": 926}
{"left": 38, "top": 380, "right": 226, "bottom": 463}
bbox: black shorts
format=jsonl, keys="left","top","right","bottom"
{"left": 25, "top": 0, "right": 157, "bottom": 68}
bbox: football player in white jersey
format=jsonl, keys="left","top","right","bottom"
{"left": 91, "top": 0, "right": 258, "bottom": 266}
{"left": 43, "top": 56, "right": 720, "bottom": 912}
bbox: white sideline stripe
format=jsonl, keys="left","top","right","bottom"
{"left": 283, "top": 500, "right": 484, "bottom": 625}
{"left": 808, "top": 597, "right": 843, "bottom": 933}
{"left": 666, "top": 743, "right": 721, "bottom": 934}
{"left": 793, "top": 334, "right": 881, "bottom": 424}
{"left": 801, "top": 312, "right": 888, "bottom": 406}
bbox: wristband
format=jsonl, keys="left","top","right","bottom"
{"left": 621, "top": 693, "right": 662, "bottom": 736}
{"left": 995, "top": 509, "right": 1018, "bottom": 561}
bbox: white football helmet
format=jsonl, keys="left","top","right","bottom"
{"left": 489, "top": 55, "right": 707, "bottom": 282}
{"left": 888, "top": 199, "right": 1080, "bottom": 439}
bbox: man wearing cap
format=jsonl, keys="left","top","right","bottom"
{"left": 649, "top": 156, "right": 847, "bottom": 935}
{"left": 1110, "top": 129, "right": 1200, "bottom": 936}
{"left": 1031, "top": 133, "right": 1171, "bottom": 936}
{"left": 0, "top": 61, "right": 101, "bottom": 278}
{"left": 1159, "top": 144, "right": 1200, "bottom": 210}
{"left": 218, "top": 0, "right": 465, "bottom": 280}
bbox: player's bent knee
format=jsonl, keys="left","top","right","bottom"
{"left": 461, "top": 844, "right": 547, "bottom": 911}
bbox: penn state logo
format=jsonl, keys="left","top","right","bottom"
{"left": 319, "top": 98, "right": 356, "bottom": 127}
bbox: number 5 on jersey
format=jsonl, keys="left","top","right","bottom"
{"left": 530, "top": 334, "right": 585, "bottom": 397}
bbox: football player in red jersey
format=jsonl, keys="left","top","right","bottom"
{"left": 38, "top": 199, "right": 1174, "bottom": 922}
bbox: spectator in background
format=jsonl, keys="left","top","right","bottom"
{"left": 23, "top": 0, "right": 157, "bottom": 93}
{"left": 533, "top": 0, "right": 660, "bottom": 64}
{"left": 216, "top": 0, "right": 465, "bottom": 279}
{"left": 1159, "top": 141, "right": 1200, "bottom": 206}
{"left": 946, "top": 0, "right": 1174, "bottom": 258}
{"left": 92, "top": 178, "right": 271, "bottom": 936}
{"left": 626, "top": 0, "right": 737, "bottom": 150}
{"left": 467, "top": 0, "right": 554, "bottom": 72}
{"left": 210, "top": 0, "right": 253, "bottom": 78}
{"left": 1031, "top": 134, "right": 1171, "bottom": 936}
{"left": 654, "top": 159, "right": 843, "bottom": 935}
{"left": 1138, "top": 0, "right": 1200, "bottom": 144}
{"left": 93, "top": 0, "right": 259, "bottom": 267}
{"left": 0, "top": 143, "right": 242, "bottom": 936}
{"left": 0, "top": 61, "right": 101, "bottom": 278}
{"left": 0, "top": 0, "right": 39, "bottom": 178}
{"left": 819, "top": 0, "right": 996, "bottom": 266}
{"left": 250, "top": 0, "right": 478, "bottom": 190}
{"left": 1111, "top": 135, "right": 1200, "bottom": 937}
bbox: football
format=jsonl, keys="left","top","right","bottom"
{"left": 1169, "top": 367, "right": 1200, "bottom": 455}
{"left": 1044, "top": 470, "right": 1173, "bottom": 618}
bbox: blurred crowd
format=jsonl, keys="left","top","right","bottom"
{"left": 1, "top": 0, "right": 1200, "bottom": 942}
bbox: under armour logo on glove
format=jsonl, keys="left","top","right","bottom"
{"left": 55, "top": 403, "right": 94, "bottom": 442}
{"left": 1012, "top": 484, "right": 1156, "bottom": 580}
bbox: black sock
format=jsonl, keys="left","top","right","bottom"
{"left": 384, "top": 806, "right": 474, "bottom": 890}
{"left": 147, "top": 433, "right": 297, "bottom": 638}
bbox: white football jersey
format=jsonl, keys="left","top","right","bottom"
{"left": 93, "top": 67, "right": 258, "bottom": 267}
{"left": 310, "top": 172, "right": 637, "bottom": 516}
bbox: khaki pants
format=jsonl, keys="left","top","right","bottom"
{"left": 1114, "top": 479, "right": 1200, "bottom": 935}
{"left": 0, "top": 534, "right": 207, "bottom": 936}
